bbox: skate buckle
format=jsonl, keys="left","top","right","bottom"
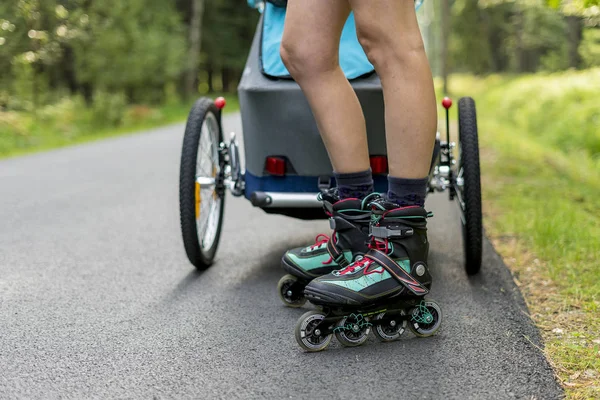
{"left": 329, "top": 218, "right": 336, "bottom": 230}
{"left": 324, "top": 202, "right": 335, "bottom": 215}
{"left": 370, "top": 226, "right": 413, "bottom": 239}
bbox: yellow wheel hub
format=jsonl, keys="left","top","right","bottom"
{"left": 212, "top": 166, "right": 218, "bottom": 200}
{"left": 195, "top": 181, "right": 201, "bottom": 219}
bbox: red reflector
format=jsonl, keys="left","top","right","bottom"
{"left": 370, "top": 156, "right": 388, "bottom": 175}
{"left": 265, "top": 156, "right": 286, "bottom": 176}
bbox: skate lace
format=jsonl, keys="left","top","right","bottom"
{"left": 336, "top": 254, "right": 385, "bottom": 276}
{"left": 335, "top": 238, "right": 391, "bottom": 275}
{"left": 337, "top": 257, "right": 370, "bottom": 275}
{"left": 308, "top": 233, "right": 337, "bottom": 265}
{"left": 370, "top": 238, "right": 389, "bottom": 252}
{"left": 310, "top": 233, "right": 330, "bottom": 250}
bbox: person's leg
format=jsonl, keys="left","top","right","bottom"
{"left": 281, "top": 0, "right": 373, "bottom": 199}
{"left": 278, "top": 2, "right": 375, "bottom": 303}
{"left": 349, "top": 0, "right": 437, "bottom": 206}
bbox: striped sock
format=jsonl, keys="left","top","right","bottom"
{"left": 333, "top": 169, "right": 374, "bottom": 200}
{"left": 386, "top": 176, "right": 428, "bottom": 207}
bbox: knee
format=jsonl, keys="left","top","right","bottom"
{"left": 279, "top": 39, "right": 299, "bottom": 75}
{"left": 357, "top": 25, "right": 425, "bottom": 72}
{"left": 280, "top": 37, "right": 338, "bottom": 81}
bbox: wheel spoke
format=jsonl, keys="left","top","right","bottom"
{"left": 181, "top": 100, "right": 226, "bottom": 270}
{"left": 193, "top": 111, "right": 222, "bottom": 253}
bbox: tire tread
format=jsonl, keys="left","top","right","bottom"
{"left": 458, "top": 97, "right": 483, "bottom": 275}
{"left": 179, "top": 98, "right": 225, "bottom": 270}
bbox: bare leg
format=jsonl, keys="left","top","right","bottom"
{"left": 280, "top": 0, "right": 370, "bottom": 174}
{"left": 350, "top": 0, "right": 437, "bottom": 179}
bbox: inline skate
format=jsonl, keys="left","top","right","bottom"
{"left": 294, "top": 198, "right": 442, "bottom": 351}
{"left": 277, "top": 190, "right": 379, "bottom": 307}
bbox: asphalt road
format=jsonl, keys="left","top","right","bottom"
{"left": 0, "top": 113, "right": 562, "bottom": 399}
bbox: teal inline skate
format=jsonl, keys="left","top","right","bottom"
{"left": 277, "top": 191, "right": 380, "bottom": 307}
{"left": 295, "top": 198, "right": 442, "bottom": 351}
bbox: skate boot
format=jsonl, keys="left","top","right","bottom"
{"left": 277, "top": 190, "right": 380, "bottom": 308}
{"left": 294, "top": 198, "right": 442, "bottom": 351}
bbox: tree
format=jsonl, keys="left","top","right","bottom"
{"left": 185, "top": 0, "right": 205, "bottom": 99}
{"left": 447, "top": 0, "right": 594, "bottom": 74}
{"left": 546, "top": 0, "right": 600, "bottom": 67}
{"left": 441, "top": 0, "right": 452, "bottom": 94}
{"left": 72, "top": 0, "right": 186, "bottom": 103}
{"left": 201, "top": 0, "right": 258, "bottom": 92}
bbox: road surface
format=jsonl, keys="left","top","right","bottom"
{"left": 0, "top": 113, "right": 562, "bottom": 399}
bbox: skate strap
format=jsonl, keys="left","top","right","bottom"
{"left": 325, "top": 209, "right": 370, "bottom": 225}
{"left": 322, "top": 201, "right": 335, "bottom": 215}
{"left": 327, "top": 237, "right": 350, "bottom": 268}
{"left": 365, "top": 250, "right": 429, "bottom": 296}
{"left": 339, "top": 212, "right": 370, "bottom": 221}
{"left": 329, "top": 216, "right": 363, "bottom": 231}
{"left": 370, "top": 225, "right": 414, "bottom": 239}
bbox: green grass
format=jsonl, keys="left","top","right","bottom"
{"left": 0, "top": 94, "right": 239, "bottom": 159}
{"left": 441, "top": 69, "right": 600, "bottom": 399}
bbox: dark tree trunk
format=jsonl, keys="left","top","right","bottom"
{"left": 62, "top": 46, "right": 79, "bottom": 95}
{"left": 566, "top": 16, "right": 583, "bottom": 69}
{"left": 482, "top": 8, "right": 508, "bottom": 73}
{"left": 185, "top": 0, "right": 206, "bottom": 99}
{"left": 126, "top": 87, "right": 136, "bottom": 104}
{"left": 221, "top": 67, "right": 231, "bottom": 93}
{"left": 207, "top": 63, "right": 214, "bottom": 93}
{"left": 441, "top": 0, "right": 451, "bottom": 94}
{"left": 513, "top": 7, "right": 527, "bottom": 73}
{"left": 81, "top": 83, "right": 94, "bottom": 106}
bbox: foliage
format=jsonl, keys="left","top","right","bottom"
{"left": 202, "top": 0, "right": 258, "bottom": 72}
{"left": 443, "top": 69, "right": 600, "bottom": 398}
{"left": 0, "top": 95, "right": 240, "bottom": 158}
{"left": 449, "top": 69, "right": 600, "bottom": 158}
{"left": 545, "top": 0, "right": 600, "bottom": 25}
{"left": 72, "top": 0, "right": 186, "bottom": 104}
{"left": 0, "top": 0, "right": 253, "bottom": 159}
{"left": 447, "top": 0, "right": 600, "bottom": 73}
{"left": 2, "top": 0, "right": 598, "bottom": 110}
{"left": 580, "top": 27, "right": 600, "bottom": 65}
{"left": 0, "top": 0, "right": 188, "bottom": 108}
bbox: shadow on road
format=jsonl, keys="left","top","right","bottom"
{"left": 165, "top": 236, "right": 312, "bottom": 303}
{"left": 172, "top": 268, "right": 205, "bottom": 293}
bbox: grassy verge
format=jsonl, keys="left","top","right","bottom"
{"left": 440, "top": 69, "right": 599, "bottom": 399}
{"left": 0, "top": 94, "right": 239, "bottom": 160}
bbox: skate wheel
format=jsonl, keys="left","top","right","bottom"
{"left": 409, "top": 300, "right": 442, "bottom": 338}
{"left": 334, "top": 314, "right": 371, "bottom": 347}
{"left": 295, "top": 310, "right": 333, "bottom": 352}
{"left": 373, "top": 311, "right": 407, "bottom": 342}
{"left": 277, "top": 274, "right": 306, "bottom": 308}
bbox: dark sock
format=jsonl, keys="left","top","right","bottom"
{"left": 334, "top": 169, "right": 374, "bottom": 200}
{"left": 387, "top": 176, "right": 428, "bottom": 207}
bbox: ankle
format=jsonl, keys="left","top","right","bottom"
{"left": 386, "top": 176, "right": 428, "bottom": 207}
{"left": 334, "top": 169, "right": 374, "bottom": 200}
